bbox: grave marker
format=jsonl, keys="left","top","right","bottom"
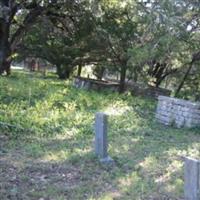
{"left": 184, "top": 157, "right": 200, "bottom": 200}
{"left": 94, "top": 112, "right": 113, "bottom": 164}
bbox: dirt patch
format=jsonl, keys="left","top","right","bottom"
{"left": 0, "top": 139, "right": 115, "bottom": 200}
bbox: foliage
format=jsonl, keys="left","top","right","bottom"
{"left": 93, "top": 0, "right": 144, "bottom": 92}
{"left": 19, "top": 4, "right": 95, "bottom": 79}
{"left": 0, "top": 70, "right": 152, "bottom": 138}
{"left": 1, "top": 0, "right": 200, "bottom": 98}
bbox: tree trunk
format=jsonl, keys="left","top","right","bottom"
{"left": 119, "top": 66, "right": 126, "bottom": 93}
{"left": 133, "top": 69, "right": 138, "bottom": 82}
{"left": 154, "top": 64, "right": 165, "bottom": 87}
{"left": 155, "top": 76, "right": 165, "bottom": 88}
{"left": 96, "top": 67, "right": 105, "bottom": 80}
{"left": 175, "top": 63, "right": 193, "bottom": 96}
{"left": 57, "top": 65, "right": 71, "bottom": 79}
{"left": 77, "top": 64, "right": 82, "bottom": 76}
{"left": 0, "top": 19, "right": 11, "bottom": 75}
{"left": 164, "top": 77, "right": 170, "bottom": 89}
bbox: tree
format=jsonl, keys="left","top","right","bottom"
{"left": 127, "top": 0, "right": 200, "bottom": 91}
{"left": 0, "top": 0, "right": 48, "bottom": 75}
{"left": 0, "top": 0, "right": 86, "bottom": 76}
{"left": 90, "top": 0, "right": 146, "bottom": 92}
{"left": 173, "top": 0, "right": 200, "bottom": 95}
{"left": 18, "top": 2, "right": 96, "bottom": 79}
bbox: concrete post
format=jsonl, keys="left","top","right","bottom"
{"left": 184, "top": 157, "right": 200, "bottom": 200}
{"left": 95, "top": 112, "right": 113, "bottom": 164}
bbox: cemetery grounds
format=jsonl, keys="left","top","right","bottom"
{"left": 0, "top": 71, "right": 200, "bottom": 200}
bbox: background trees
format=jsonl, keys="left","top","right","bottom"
{"left": 0, "top": 0, "right": 90, "bottom": 76}
{"left": 1, "top": 0, "right": 200, "bottom": 99}
{"left": 0, "top": 0, "right": 47, "bottom": 75}
{"left": 19, "top": 2, "right": 95, "bottom": 79}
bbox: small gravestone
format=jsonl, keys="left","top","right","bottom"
{"left": 184, "top": 157, "right": 200, "bottom": 200}
{"left": 94, "top": 112, "right": 113, "bottom": 164}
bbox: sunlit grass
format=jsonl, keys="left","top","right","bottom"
{"left": 0, "top": 70, "right": 200, "bottom": 199}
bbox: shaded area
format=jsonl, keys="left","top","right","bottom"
{"left": 1, "top": 115, "right": 199, "bottom": 199}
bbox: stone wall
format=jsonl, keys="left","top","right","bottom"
{"left": 156, "top": 96, "right": 200, "bottom": 128}
{"left": 74, "top": 76, "right": 120, "bottom": 92}
{"left": 126, "top": 82, "right": 171, "bottom": 99}
{"left": 74, "top": 77, "right": 171, "bottom": 98}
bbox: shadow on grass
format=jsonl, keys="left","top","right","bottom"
{"left": 1, "top": 120, "right": 199, "bottom": 199}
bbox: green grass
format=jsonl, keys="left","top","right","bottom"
{"left": 0, "top": 70, "right": 199, "bottom": 200}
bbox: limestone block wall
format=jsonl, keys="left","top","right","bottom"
{"left": 156, "top": 96, "right": 200, "bottom": 128}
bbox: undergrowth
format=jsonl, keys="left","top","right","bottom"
{"left": 0, "top": 70, "right": 199, "bottom": 199}
{"left": 0, "top": 70, "right": 155, "bottom": 138}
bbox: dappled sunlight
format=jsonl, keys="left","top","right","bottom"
{"left": 0, "top": 71, "right": 154, "bottom": 138}
{"left": 52, "top": 128, "right": 81, "bottom": 140}
{"left": 0, "top": 152, "right": 27, "bottom": 170}
{"left": 186, "top": 142, "right": 200, "bottom": 159}
{"left": 40, "top": 147, "right": 92, "bottom": 163}
{"left": 139, "top": 155, "right": 161, "bottom": 174}
{"left": 155, "top": 159, "right": 183, "bottom": 185}
{"left": 109, "top": 112, "right": 147, "bottom": 138}
{"left": 118, "top": 174, "right": 133, "bottom": 188}
{"left": 0, "top": 0, "right": 199, "bottom": 196}
{"left": 166, "top": 142, "right": 200, "bottom": 160}
{"left": 41, "top": 150, "right": 70, "bottom": 162}
{"left": 103, "top": 102, "right": 131, "bottom": 116}
{"left": 110, "top": 136, "right": 140, "bottom": 155}
{"left": 117, "top": 171, "right": 148, "bottom": 198}
{"left": 95, "top": 190, "right": 121, "bottom": 200}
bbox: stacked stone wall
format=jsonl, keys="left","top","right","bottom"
{"left": 156, "top": 96, "right": 200, "bottom": 128}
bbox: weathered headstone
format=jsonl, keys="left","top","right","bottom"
{"left": 95, "top": 112, "right": 113, "bottom": 164}
{"left": 184, "top": 157, "right": 200, "bottom": 200}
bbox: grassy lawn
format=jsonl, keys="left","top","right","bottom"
{"left": 0, "top": 71, "right": 199, "bottom": 200}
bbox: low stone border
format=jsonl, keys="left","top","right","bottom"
{"left": 74, "top": 76, "right": 120, "bottom": 92}
{"left": 126, "top": 82, "right": 171, "bottom": 99}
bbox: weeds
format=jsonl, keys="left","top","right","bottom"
{"left": 0, "top": 71, "right": 199, "bottom": 199}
